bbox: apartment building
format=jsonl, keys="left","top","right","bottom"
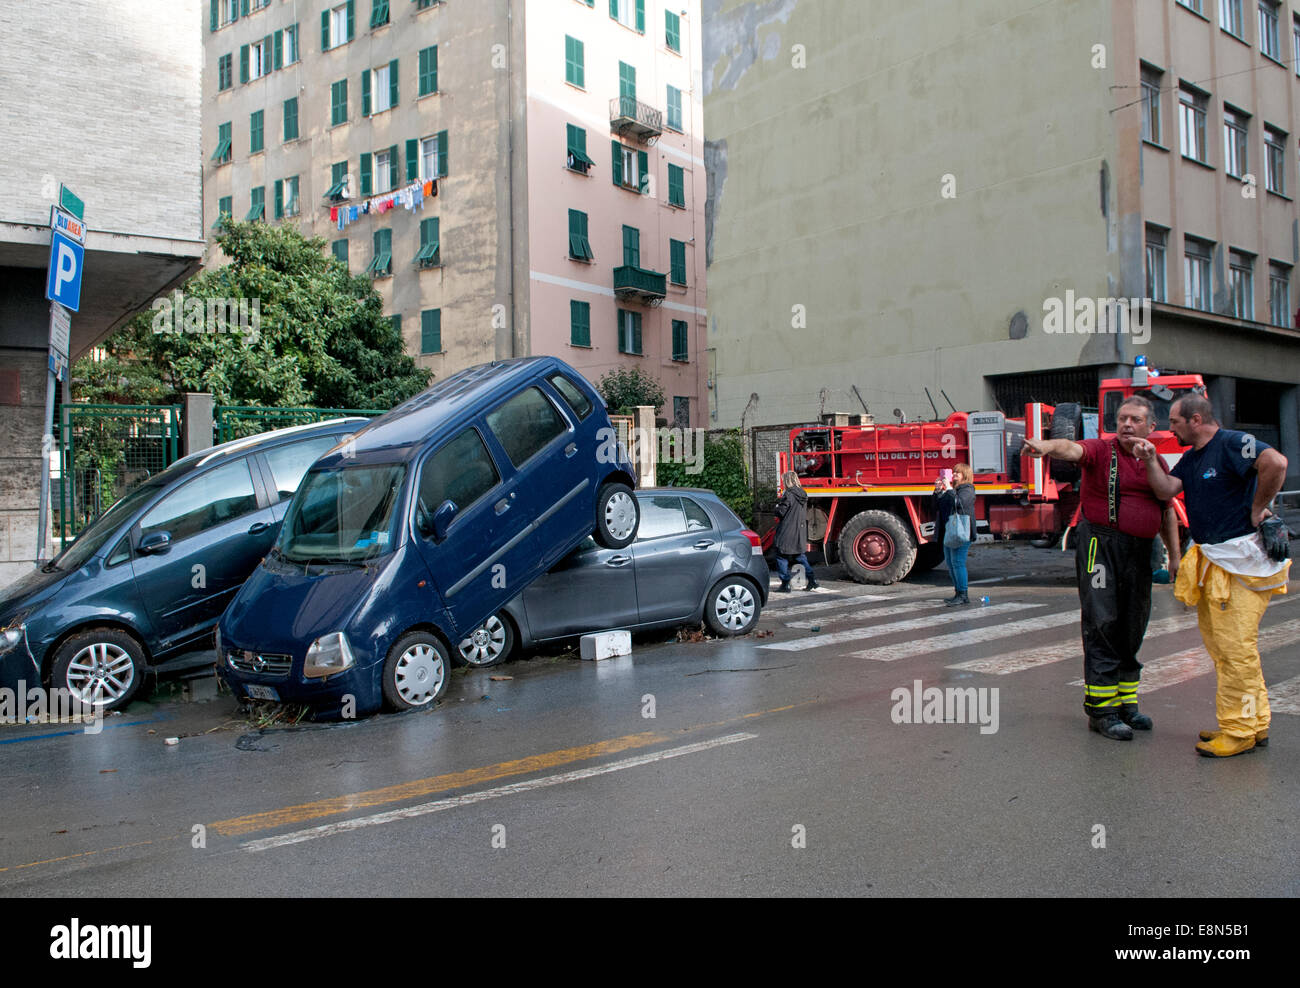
{"left": 702, "top": 0, "right": 1299, "bottom": 481}
{"left": 203, "top": 0, "right": 705, "bottom": 425}
{"left": 0, "top": 0, "right": 205, "bottom": 586}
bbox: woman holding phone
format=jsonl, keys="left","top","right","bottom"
{"left": 933, "top": 463, "right": 977, "bottom": 605}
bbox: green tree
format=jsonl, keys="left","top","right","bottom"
{"left": 71, "top": 220, "right": 430, "bottom": 409}
{"left": 658, "top": 430, "right": 753, "bottom": 526}
{"left": 596, "top": 365, "right": 666, "bottom": 414}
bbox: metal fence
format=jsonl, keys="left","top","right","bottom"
{"left": 215, "top": 405, "right": 386, "bottom": 442}
{"left": 57, "top": 404, "right": 181, "bottom": 538}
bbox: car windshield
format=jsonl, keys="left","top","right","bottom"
{"left": 278, "top": 464, "right": 406, "bottom": 564}
{"left": 50, "top": 481, "right": 163, "bottom": 572}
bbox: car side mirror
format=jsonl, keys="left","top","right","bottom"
{"left": 138, "top": 531, "right": 171, "bottom": 555}
{"left": 431, "top": 500, "right": 458, "bottom": 542}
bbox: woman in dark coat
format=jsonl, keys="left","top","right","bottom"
{"left": 933, "top": 463, "right": 977, "bottom": 605}
{"left": 773, "top": 471, "right": 821, "bottom": 592}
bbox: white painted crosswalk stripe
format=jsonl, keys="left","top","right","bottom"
{"left": 765, "top": 586, "right": 938, "bottom": 616}
{"left": 759, "top": 602, "right": 1043, "bottom": 652}
{"left": 1269, "top": 674, "right": 1300, "bottom": 716}
{"left": 785, "top": 599, "right": 949, "bottom": 629}
{"left": 846, "top": 609, "right": 1078, "bottom": 662}
{"left": 948, "top": 613, "right": 1196, "bottom": 675}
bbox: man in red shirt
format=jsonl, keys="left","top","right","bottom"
{"left": 1023, "top": 396, "right": 1182, "bottom": 740}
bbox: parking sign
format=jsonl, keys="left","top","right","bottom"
{"left": 45, "top": 230, "right": 84, "bottom": 312}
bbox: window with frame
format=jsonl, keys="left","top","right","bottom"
{"left": 1145, "top": 226, "right": 1168, "bottom": 302}
{"left": 1184, "top": 237, "right": 1213, "bottom": 311}
{"left": 666, "top": 9, "right": 681, "bottom": 51}
{"left": 285, "top": 176, "right": 299, "bottom": 217}
{"left": 1223, "top": 106, "right": 1248, "bottom": 178}
{"left": 671, "top": 319, "right": 688, "bottom": 362}
{"left": 1179, "top": 85, "right": 1208, "bottom": 163}
{"left": 213, "top": 121, "right": 232, "bottom": 163}
{"left": 283, "top": 97, "right": 298, "bottom": 141}
{"left": 214, "top": 195, "right": 232, "bottom": 231}
{"left": 331, "top": 239, "right": 349, "bottom": 268}
{"left": 569, "top": 300, "right": 592, "bottom": 347}
{"left": 251, "top": 37, "right": 270, "bottom": 79}
{"left": 331, "top": 79, "right": 348, "bottom": 126}
{"left": 619, "top": 61, "right": 636, "bottom": 105}
{"left": 247, "top": 186, "right": 265, "bottom": 221}
{"left": 668, "top": 163, "right": 685, "bottom": 207}
{"left": 622, "top": 225, "right": 641, "bottom": 267}
{"left": 250, "top": 109, "right": 264, "bottom": 153}
{"left": 673, "top": 397, "right": 690, "bottom": 429}
{"left": 421, "top": 309, "right": 441, "bottom": 354}
{"left": 1228, "top": 249, "right": 1254, "bottom": 319}
{"left": 419, "top": 45, "right": 438, "bottom": 96}
{"left": 281, "top": 23, "right": 300, "bottom": 65}
{"left": 1221, "top": 0, "right": 1244, "bottom": 36}
{"left": 327, "top": 2, "right": 353, "bottom": 49}
{"left": 1140, "top": 65, "right": 1162, "bottom": 144}
{"left": 1264, "top": 124, "right": 1286, "bottom": 194}
{"left": 416, "top": 217, "right": 440, "bottom": 267}
{"left": 1268, "top": 261, "right": 1291, "bottom": 326}
{"left": 567, "top": 123, "right": 593, "bottom": 174}
{"left": 670, "top": 239, "right": 686, "bottom": 285}
{"left": 327, "top": 160, "right": 349, "bottom": 201}
{"left": 618, "top": 309, "right": 642, "bottom": 354}
{"left": 1260, "top": 0, "right": 1281, "bottom": 60}
{"left": 1176, "top": 0, "right": 1204, "bottom": 13}
{"left": 611, "top": 0, "right": 644, "bottom": 33}
{"left": 565, "top": 35, "right": 585, "bottom": 88}
{"left": 666, "top": 85, "right": 683, "bottom": 131}
{"left": 367, "top": 228, "right": 392, "bottom": 277}
{"left": 1294, "top": 15, "right": 1300, "bottom": 75}
{"left": 218, "top": 53, "right": 233, "bottom": 91}
{"left": 373, "top": 147, "right": 396, "bottom": 194}
{"left": 366, "top": 60, "right": 398, "bottom": 115}
{"left": 568, "top": 210, "right": 594, "bottom": 261}
{"left": 612, "top": 141, "right": 649, "bottom": 193}
{"left": 370, "top": 0, "right": 390, "bottom": 29}
{"left": 420, "top": 132, "right": 448, "bottom": 179}
{"left": 486, "top": 388, "right": 568, "bottom": 469}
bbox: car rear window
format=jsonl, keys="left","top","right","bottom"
{"left": 548, "top": 373, "right": 594, "bottom": 420}
{"left": 683, "top": 498, "right": 712, "bottom": 531}
{"left": 486, "top": 386, "right": 567, "bottom": 467}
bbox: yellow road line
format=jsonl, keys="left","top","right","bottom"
{"left": 0, "top": 835, "right": 185, "bottom": 874}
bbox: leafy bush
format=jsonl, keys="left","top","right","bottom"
{"left": 597, "top": 366, "right": 665, "bottom": 414}
{"left": 658, "top": 430, "right": 752, "bottom": 526}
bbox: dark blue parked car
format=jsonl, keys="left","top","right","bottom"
{"left": 217, "top": 356, "right": 638, "bottom": 718}
{"left": 0, "top": 419, "right": 365, "bottom": 711}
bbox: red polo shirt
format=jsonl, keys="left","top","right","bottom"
{"left": 1077, "top": 438, "right": 1170, "bottom": 538}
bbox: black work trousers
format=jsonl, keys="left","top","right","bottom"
{"left": 1075, "top": 519, "right": 1154, "bottom": 717}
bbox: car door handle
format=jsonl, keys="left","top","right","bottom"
{"left": 248, "top": 521, "right": 270, "bottom": 536}
{"left": 606, "top": 555, "right": 632, "bottom": 566}
{"left": 564, "top": 442, "right": 577, "bottom": 457}
{"left": 692, "top": 540, "right": 715, "bottom": 550}
{"left": 495, "top": 497, "right": 512, "bottom": 515}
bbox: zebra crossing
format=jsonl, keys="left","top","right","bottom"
{"left": 759, "top": 585, "right": 1300, "bottom": 705}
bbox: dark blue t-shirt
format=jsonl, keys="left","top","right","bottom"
{"left": 1170, "top": 429, "right": 1270, "bottom": 545}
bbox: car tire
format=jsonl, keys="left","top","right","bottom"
{"left": 1048, "top": 402, "right": 1084, "bottom": 485}
{"left": 50, "top": 627, "right": 146, "bottom": 713}
{"left": 455, "top": 612, "right": 515, "bottom": 668}
{"left": 594, "top": 482, "right": 639, "bottom": 549}
{"left": 704, "top": 577, "right": 762, "bottom": 637}
{"left": 838, "top": 509, "right": 917, "bottom": 585}
{"left": 381, "top": 632, "right": 451, "bottom": 711}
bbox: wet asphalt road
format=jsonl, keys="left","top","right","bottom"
{"left": 1, "top": 539, "right": 1298, "bottom": 897}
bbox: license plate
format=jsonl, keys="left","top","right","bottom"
{"left": 245, "top": 684, "right": 280, "bottom": 701}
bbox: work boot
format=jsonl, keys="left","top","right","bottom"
{"left": 1118, "top": 705, "right": 1153, "bottom": 730}
{"left": 775, "top": 582, "right": 791, "bottom": 594}
{"left": 1195, "top": 734, "right": 1256, "bottom": 758}
{"left": 804, "top": 577, "right": 822, "bottom": 592}
{"left": 1088, "top": 713, "right": 1134, "bottom": 741}
{"left": 1199, "top": 728, "right": 1268, "bottom": 748}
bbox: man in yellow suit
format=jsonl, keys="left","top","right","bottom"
{"left": 1134, "top": 394, "right": 1290, "bottom": 757}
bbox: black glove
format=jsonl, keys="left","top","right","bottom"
{"left": 1259, "top": 516, "right": 1291, "bottom": 562}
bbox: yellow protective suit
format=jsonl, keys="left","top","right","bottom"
{"left": 1175, "top": 542, "right": 1291, "bottom": 739}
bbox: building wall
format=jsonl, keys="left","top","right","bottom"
{"left": 523, "top": 0, "right": 707, "bottom": 425}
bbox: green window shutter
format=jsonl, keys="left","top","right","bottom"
{"left": 672, "top": 320, "right": 687, "bottom": 360}
{"left": 622, "top": 225, "right": 640, "bottom": 267}
{"left": 436, "top": 130, "right": 448, "bottom": 176}
{"left": 332, "top": 239, "right": 349, "bottom": 267}
{"left": 568, "top": 209, "right": 593, "bottom": 260}
{"left": 421, "top": 309, "right": 441, "bottom": 353}
{"left": 667, "top": 86, "right": 681, "bottom": 130}
{"left": 247, "top": 186, "right": 264, "bottom": 221}
{"left": 362, "top": 69, "right": 371, "bottom": 116}
{"left": 274, "top": 29, "right": 283, "bottom": 69}
{"left": 210, "top": 0, "right": 218, "bottom": 31}
{"left": 287, "top": 176, "right": 299, "bottom": 214}
{"left": 291, "top": 23, "right": 300, "bottom": 62}
{"left": 668, "top": 163, "right": 684, "bottom": 205}
{"left": 321, "top": 9, "right": 330, "bottom": 50}
{"left": 239, "top": 44, "right": 249, "bottom": 83}
{"left": 666, "top": 10, "right": 680, "bottom": 51}
{"left": 389, "top": 59, "right": 399, "bottom": 107}
{"left": 638, "top": 149, "right": 649, "bottom": 193}
{"left": 250, "top": 109, "right": 263, "bottom": 153}
{"left": 570, "top": 300, "right": 591, "bottom": 346}
{"left": 609, "top": 0, "right": 617, "bottom": 17}
{"left": 406, "top": 139, "right": 419, "bottom": 182}
{"left": 274, "top": 179, "right": 284, "bottom": 219}
{"left": 619, "top": 61, "right": 636, "bottom": 102}
{"left": 387, "top": 145, "right": 399, "bottom": 188}
{"left": 633, "top": 311, "right": 642, "bottom": 353}
{"left": 611, "top": 140, "right": 623, "bottom": 186}
{"left": 635, "top": 0, "right": 645, "bottom": 33}
{"left": 360, "top": 152, "right": 372, "bottom": 195}
{"left": 390, "top": 314, "right": 401, "bottom": 340}
{"left": 240, "top": 0, "right": 249, "bottom": 15}
{"left": 346, "top": 0, "right": 355, "bottom": 41}
{"left": 283, "top": 97, "right": 298, "bottom": 141}
{"left": 331, "top": 79, "right": 348, "bottom": 125}
{"left": 670, "top": 239, "right": 686, "bottom": 284}
{"left": 564, "top": 35, "right": 584, "bottom": 88}
{"left": 417, "top": 217, "right": 440, "bottom": 266}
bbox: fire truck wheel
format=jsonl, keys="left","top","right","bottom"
{"left": 1048, "top": 402, "right": 1083, "bottom": 485}
{"left": 913, "top": 543, "right": 944, "bottom": 573}
{"left": 838, "top": 510, "right": 917, "bottom": 585}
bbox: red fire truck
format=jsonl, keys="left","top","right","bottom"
{"left": 765, "top": 362, "right": 1204, "bottom": 584}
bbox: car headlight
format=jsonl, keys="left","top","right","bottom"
{"left": 0, "top": 625, "right": 23, "bottom": 654}
{"left": 303, "top": 631, "right": 355, "bottom": 679}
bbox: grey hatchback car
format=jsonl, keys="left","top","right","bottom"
{"left": 454, "top": 489, "right": 768, "bottom": 666}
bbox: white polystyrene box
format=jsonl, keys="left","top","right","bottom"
{"left": 580, "top": 630, "right": 632, "bottom": 661}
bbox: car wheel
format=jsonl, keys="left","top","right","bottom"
{"left": 455, "top": 613, "right": 515, "bottom": 668}
{"left": 837, "top": 509, "right": 917, "bottom": 585}
{"left": 704, "top": 577, "right": 761, "bottom": 636}
{"left": 594, "top": 482, "right": 639, "bottom": 549}
{"left": 381, "top": 632, "right": 451, "bottom": 711}
{"left": 50, "top": 627, "right": 146, "bottom": 713}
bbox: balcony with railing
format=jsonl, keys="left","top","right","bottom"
{"left": 610, "top": 96, "right": 663, "bottom": 143}
{"left": 613, "top": 265, "right": 667, "bottom": 304}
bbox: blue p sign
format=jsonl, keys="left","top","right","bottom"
{"left": 46, "top": 231, "right": 84, "bottom": 312}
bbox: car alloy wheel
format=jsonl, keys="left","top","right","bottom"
{"left": 705, "top": 579, "right": 760, "bottom": 637}
{"left": 64, "top": 642, "right": 136, "bottom": 707}
{"left": 604, "top": 490, "right": 637, "bottom": 542}
{"left": 456, "top": 613, "right": 513, "bottom": 667}
{"left": 393, "top": 642, "right": 447, "bottom": 706}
